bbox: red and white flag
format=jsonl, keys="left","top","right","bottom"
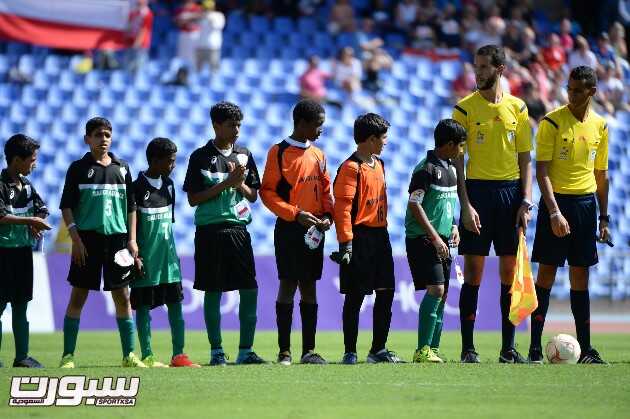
{"left": 0, "top": 0, "right": 134, "bottom": 50}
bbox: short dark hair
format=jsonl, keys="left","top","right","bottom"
{"left": 353, "top": 113, "right": 390, "bottom": 144}
{"left": 569, "top": 66, "right": 597, "bottom": 88}
{"left": 210, "top": 101, "right": 243, "bottom": 124}
{"left": 4, "top": 134, "right": 40, "bottom": 164}
{"left": 85, "top": 117, "right": 112, "bottom": 136}
{"left": 293, "top": 99, "right": 325, "bottom": 124}
{"left": 146, "top": 137, "right": 178, "bottom": 163}
{"left": 476, "top": 44, "right": 506, "bottom": 67}
{"left": 434, "top": 119, "right": 467, "bottom": 148}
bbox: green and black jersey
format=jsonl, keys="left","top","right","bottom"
{"left": 183, "top": 141, "right": 261, "bottom": 226}
{"left": 405, "top": 150, "right": 458, "bottom": 239}
{"left": 0, "top": 169, "right": 49, "bottom": 248}
{"left": 132, "top": 172, "right": 181, "bottom": 288}
{"left": 59, "top": 152, "right": 135, "bottom": 235}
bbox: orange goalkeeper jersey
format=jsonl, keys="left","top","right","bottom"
{"left": 261, "top": 138, "right": 334, "bottom": 221}
{"left": 333, "top": 154, "right": 387, "bottom": 243}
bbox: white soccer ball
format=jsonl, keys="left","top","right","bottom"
{"left": 545, "top": 334, "right": 581, "bottom": 364}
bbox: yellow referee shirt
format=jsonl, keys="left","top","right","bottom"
{"left": 536, "top": 105, "right": 608, "bottom": 195}
{"left": 452, "top": 91, "right": 532, "bottom": 180}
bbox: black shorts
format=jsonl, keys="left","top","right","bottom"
{"left": 130, "top": 282, "right": 184, "bottom": 310}
{"left": 459, "top": 180, "right": 522, "bottom": 257}
{"left": 67, "top": 230, "right": 132, "bottom": 291}
{"left": 0, "top": 247, "right": 33, "bottom": 303}
{"left": 340, "top": 226, "right": 395, "bottom": 295}
{"left": 274, "top": 218, "right": 324, "bottom": 283}
{"left": 194, "top": 223, "right": 257, "bottom": 292}
{"left": 406, "top": 236, "right": 452, "bottom": 291}
{"left": 532, "top": 193, "right": 598, "bottom": 267}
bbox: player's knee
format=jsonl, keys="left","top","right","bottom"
{"left": 427, "top": 285, "right": 444, "bottom": 298}
{"left": 298, "top": 281, "right": 317, "bottom": 304}
{"left": 569, "top": 267, "right": 589, "bottom": 291}
{"left": 536, "top": 264, "right": 557, "bottom": 289}
{"left": 276, "top": 280, "right": 297, "bottom": 304}
{"left": 67, "top": 288, "right": 89, "bottom": 312}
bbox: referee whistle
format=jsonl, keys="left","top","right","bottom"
{"left": 596, "top": 236, "right": 614, "bottom": 247}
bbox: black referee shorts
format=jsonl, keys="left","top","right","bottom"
{"left": 274, "top": 218, "right": 324, "bottom": 283}
{"left": 405, "top": 235, "right": 452, "bottom": 291}
{"left": 193, "top": 223, "right": 257, "bottom": 292}
{"left": 339, "top": 226, "right": 395, "bottom": 295}
{"left": 0, "top": 247, "right": 33, "bottom": 303}
{"left": 458, "top": 180, "right": 522, "bottom": 257}
{"left": 532, "top": 193, "right": 598, "bottom": 267}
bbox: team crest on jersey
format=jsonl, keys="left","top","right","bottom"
{"left": 507, "top": 131, "right": 515, "bottom": 142}
{"left": 211, "top": 156, "right": 218, "bottom": 165}
{"left": 120, "top": 167, "right": 127, "bottom": 179}
{"left": 87, "top": 168, "right": 94, "bottom": 178}
{"left": 476, "top": 131, "right": 484, "bottom": 144}
{"left": 144, "top": 191, "right": 150, "bottom": 201}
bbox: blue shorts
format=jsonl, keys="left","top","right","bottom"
{"left": 458, "top": 180, "right": 522, "bottom": 257}
{"left": 531, "top": 193, "right": 598, "bottom": 267}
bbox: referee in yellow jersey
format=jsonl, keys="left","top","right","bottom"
{"left": 528, "top": 66, "right": 610, "bottom": 364}
{"left": 452, "top": 45, "right": 533, "bottom": 363}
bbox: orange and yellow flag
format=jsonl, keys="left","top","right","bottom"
{"left": 509, "top": 229, "right": 538, "bottom": 326}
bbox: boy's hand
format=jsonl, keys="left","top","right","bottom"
{"left": 296, "top": 211, "right": 320, "bottom": 228}
{"left": 127, "top": 240, "right": 139, "bottom": 259}
{"left": 432, "top": 236, "right": 449, "bottom": 259}
{"left": 316, "top": 216, "right": 331, "bottom": 232}
{"left": 71, "top": 239, "right": 88, "bottom": 267}
{"left": 449, "top": 225, "right": 460, "bottom": 247}
{"left": 29, "top": 217, "right": 52, "bottom": 232}
{"left": 330, "top": 241, "right": 352, "bottom": 265}
{"left": 226, "top": 162, "right": 246, "bottom": 187}
{"left": 135, "top": 257, "right": 145, "bottom": 277}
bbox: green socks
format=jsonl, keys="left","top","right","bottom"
{"left": 204, "top": 290, "right": 258, "bottom": 353}
{"left": 116, "top": 317, "right": 135, "bottom": 357}
{"left": 204, "top": 292, "right": 222, "bottom": 350}
{"left": 167, "top": 302, "right": 185, "bottom": 357}
{"left": 431, "top": 299, "right": 446, "bottom": 349}
{"left": 238, "top": 289, "right": 258, "bottom": 350}
{"left": 12, "top": 302, "right": 29, "bottom": 362}
{"left": 135, "top": 306, "right": 152, "bottom": 359}
{"left": 63, "top": 315, "right": 80, "bottom": 356}
{"left": 417, "top": 294, "right": 442, "bottom": 349}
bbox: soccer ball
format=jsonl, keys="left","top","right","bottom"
{"left": 545, "top": 334, "right": 581, "bottom": 364}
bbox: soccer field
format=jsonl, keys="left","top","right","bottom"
{"left": 0, "top": 331, "right": 628, "bottom": 418}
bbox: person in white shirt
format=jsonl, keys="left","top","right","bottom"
{"left": 196, "top": 0, "right": 225, "bottom": 72}
{"left": 568, "top": 35, "right": 599, "bottom": 70}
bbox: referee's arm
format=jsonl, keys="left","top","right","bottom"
{"left": 594, "top": 170, "right": 609, "bottom": 241}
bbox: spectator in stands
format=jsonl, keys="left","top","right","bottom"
{"left": 369, "top": 0, "right": 394, "bottom": 35}
{"left": 357, "top": 18, "right": 384, "bottom": 55}
{"left": 452, "top": 62, "right": 476, "bottom": 102}
{"left": 474, "top": 16, "right": 505, "bottom": 49}
{"left": 175, "top": 0, "right": 203, "bottom": 70}
{"left": 395, "top": 0, "right": 419, "bottom": 34}
{"left": 196, "top": 0, "right": 225, "bottom": 72}
{"left": 297, "top": 0, "right": 325, "bottom": 17}
{"left": 522, "top": 81, "right": 547, "bottom": 128}
{"left": 568, "top": 35, "right": 599, "bottom": 71}
{"left": 328, "top": 0, "right": 356, "bottom": 34}
{"left": 126, "top": 0, "right": 153, "bottom": 74}
{"left": 502, "top": 22, "right": 526, "bottom": 58}
{"left": 333, "top": 47, "right": 362, "bottom": 95}
{"left": 542, "top": 33, "right": 567, "bottom": 72}
{"left": 609, "top": 22, "right": 628, "bottom": 59}
{"left": 363, "top": 47, "right": 393, "bottom": 94}
{"left": 597, "top": 61, "right": 627, "bottom": 114}
{"left": 299, "top": 56, "right": 342, "bottom": 108}
{"left": 411, "top": 9, "right": 437, "bottom": 50}
{"left": 437, "top": 3, "right": 461, "bottom": 48}
{"left": 559, "top": 18, "right": 574, "bottom": 53}
{"left": 594, "top": 32, "right": 618, "bottom": 70}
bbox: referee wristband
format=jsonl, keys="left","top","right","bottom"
{"left": 67, "top": 223, "right": 77, "bottom": 230}
{"left": 549, "top": 212, "right": 561, "bottom": 219}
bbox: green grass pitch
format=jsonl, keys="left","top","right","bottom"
{"left": 1, "top": 331, "right": 629, "bottom": 418}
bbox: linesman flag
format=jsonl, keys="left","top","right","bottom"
{"left": 509, "top": 229, "right": 538, "bottom": 326}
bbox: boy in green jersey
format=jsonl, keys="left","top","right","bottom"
{"left": 0, "top": 134, "right": 51, "bottom": 368}
{"left": 405, "top": 119, "right": 466, "bottom": 363}
{"left": 183, "top": 102, "right": 265, "bottom": 365}
{"left": 59, "top": 117, "right": 145, "bottom": 368}
{"left": 132, "top": 138, "right": 200, "bottom": 368}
